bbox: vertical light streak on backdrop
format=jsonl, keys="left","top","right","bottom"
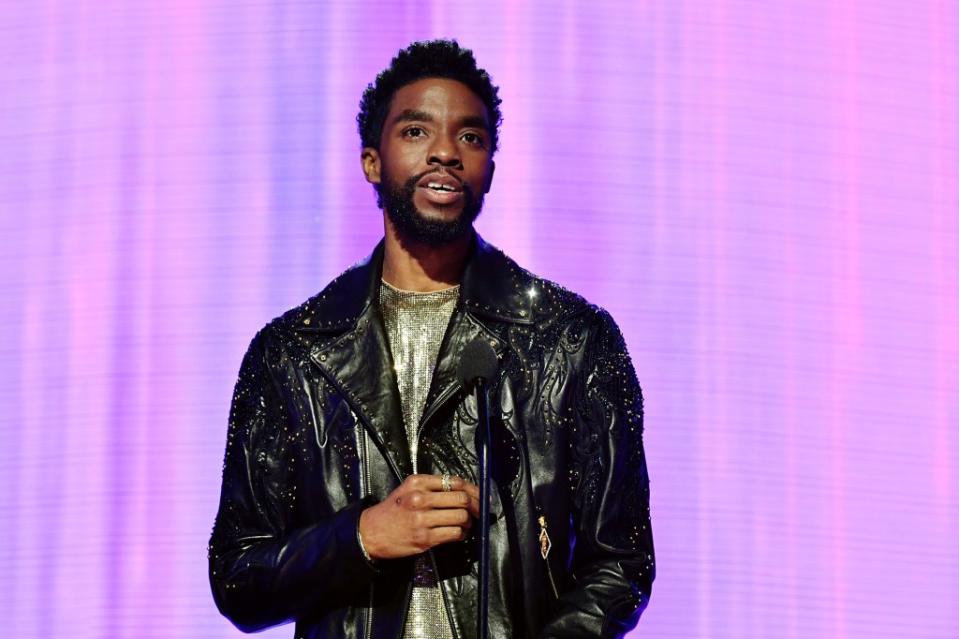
{"left": 930, "top": 0, "right": 958, "bottom": 529}
{"left": 0, "top": 1, "right": 957, "bottom": 638}
{"left": 775, "top": 7, "right": 804, "bottom": 633}
{"left": 778, "top": 25, "right": 802, "bottom": 635}
{"left": 827, "top": 2, "right": 859, "bottom": 635}
{"left": 474, "top": 0, "right": 532, "bottom": 266}
{"left": 310, "top": 1, "right": 347, "bottom": 281}
{"left": 709, "top": 0, "right": 735, "bottom": 632}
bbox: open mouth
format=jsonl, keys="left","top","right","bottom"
{"left": 424, "top": 182, "right": 460, "bottom": 193}
{"left": 417, "top": 172, "right": 462, "bottom": 191}
{"left": 416, "top": 173, "right": 464, "bottom": 205}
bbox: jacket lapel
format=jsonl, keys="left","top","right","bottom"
{"left": 298, "top": 241, "right": 413, "bottom": 481}
{"left": 420, "top": 307, "right": 507, "bottom": 434}
{"left": 310, "top": 308, "right": 413, "bottom": 480}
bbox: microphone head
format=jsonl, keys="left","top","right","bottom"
{"left": 458, "top": 338, "right": 499, "bottom": 386}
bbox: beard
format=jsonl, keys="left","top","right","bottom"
{"left": 377, "top": 168, "right": 485, "bottom": 247}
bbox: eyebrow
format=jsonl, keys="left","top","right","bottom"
{"left": 391, "top": 109, "right": 490, "bottom": 131}
{"left": 458, "top": 115, "right": 490, "bottom": 131}
{"left": 392, "top": 109, "right": 434, "bottom": 125}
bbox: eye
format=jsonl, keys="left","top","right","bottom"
{"left": 462, "top": 132, "right": 486, "bottom": 146}
{"left": 402, "top": 126, "right": 425, "bottom": 138}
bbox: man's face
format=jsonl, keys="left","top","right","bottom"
{"left": 362, "top": 77, "right": 495, "bottom": 247}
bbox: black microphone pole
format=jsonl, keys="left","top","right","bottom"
{"left": 475, "top": 373, "right": 491, "bottom": 639}
{"left": 457, "top": 338, "right": 498, "bottom": 639}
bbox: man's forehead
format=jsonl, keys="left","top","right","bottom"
{"left": 388, "top": 78, "right": 489, "bottom": 125}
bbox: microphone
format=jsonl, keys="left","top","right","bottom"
{"left": 458, "top": 338, "right": 498, "bottom": 639}
{"left": 457, "top": 337, "right": 498, "bottom": 388}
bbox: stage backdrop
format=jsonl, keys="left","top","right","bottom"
{"left": 1, "top": 2, "right": 957, "bottom": 638}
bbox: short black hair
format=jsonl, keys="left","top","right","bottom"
{"left": 357, "top": 40, "right": 503, "bottom": 155}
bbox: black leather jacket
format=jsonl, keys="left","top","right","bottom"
{"left": 209, "top": 235, "right": 655, "bottom": 638}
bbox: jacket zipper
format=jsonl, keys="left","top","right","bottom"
{"left": 544, "top": 555, "right": 560, "bottom": 601}
{"left": 355, "top": 414, "right": 374, "bottom": 639}
{"left": 537, "top": 511, "right": 561, "bottom": 600}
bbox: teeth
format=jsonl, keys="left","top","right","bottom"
{"left": 427, "top": 182, "right": 455, "bottom": 192}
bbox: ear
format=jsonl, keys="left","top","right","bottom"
{"left": 361, "top": 147, "right": 381, "bottom": 184}
{"left": 483, "top": 160, "right": 496, "bottom": 194}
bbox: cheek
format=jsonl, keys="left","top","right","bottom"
{"left": 380, "top": 148, "right": 421, "bottom": 179}
{"left": 473, "top": 167, "right": 494, "bottom": 193}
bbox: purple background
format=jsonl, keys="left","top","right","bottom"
{"left": 2, "top": 2, "right": 957, "bottom": 637}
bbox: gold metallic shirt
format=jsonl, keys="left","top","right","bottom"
{"left": 379, "top": 279, "right": 459, "bottom": 639}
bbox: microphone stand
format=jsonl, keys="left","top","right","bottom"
{"left": 475, "top": 378, "right": 491, "bottom": 639}
{"left": 459, "top": 337, "right": 498, "bottom": 639}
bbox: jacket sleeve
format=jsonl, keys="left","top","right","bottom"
{"left": 208, "top": 329, "right": 378, "bottom": 633}
{"left": 540, "top": 309, "right": 656, "bottom": 638}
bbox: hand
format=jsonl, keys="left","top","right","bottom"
{"left": 358, "top": 474, "right": 480, "bottom": 560}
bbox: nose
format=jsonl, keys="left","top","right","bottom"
{"left": 427, "top": 133, "right": 463, "bottom": 169}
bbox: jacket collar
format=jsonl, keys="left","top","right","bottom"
{"left": 295, "top": 232, "right": 537, "bottom": 333}
{"left": 298, "top": 232, "right": 529, "bottom": 481}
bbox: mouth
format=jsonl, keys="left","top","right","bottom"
{"left": 416, "top": 173, "right": 464, "bottom": 205}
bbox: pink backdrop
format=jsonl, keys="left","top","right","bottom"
{"left": 1, "top": 1, "right": 957, "bottom": 637}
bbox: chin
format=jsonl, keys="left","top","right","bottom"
{"left": 409, "top": 204, "right": 464, "bottom": 226}
{"left": 420, "top": 208, "right": 464, "bottom": 223}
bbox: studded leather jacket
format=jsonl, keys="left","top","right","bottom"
{"left": 208, "top": 234, "right": 655, "bottom": 638}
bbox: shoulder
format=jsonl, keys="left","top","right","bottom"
{"left": 248, "top": 248, "right": 379, "bottom": 358}
{"left": 493, "top": 245, "right": 618, "bottom": 339}
{"left": 477, "top": 244, "right": 631, "bottom": 370}
{"left": 466, "top": 237, "right": 603, "bottom": 332}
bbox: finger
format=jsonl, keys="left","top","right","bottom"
{"left": 429, "top": 526, "right": 469, "bottom": 546}
{"left": 423, "top": 490, "right": 471, "bottom": 510}
{"left": 416, "top": 474, "right": 469, "bottom": 493}
{"left": 460, "top": 482, "right": 481, "bottom": 516}
{"left": 405, "top": 474, "right": 439, "bottom": 490}
{"left": 462, "top": 482, "right": 480, "bottom": 499}
{"left": 466, "top": 493, "right": 481, "bottom": 519}
{"left": 396, "top": 490, "right": 471, "bottom": 513}
{"left": 421, "top": 507, "right": 472, "bottom": 529}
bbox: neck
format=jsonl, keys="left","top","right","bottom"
{"left": 381, "top": 214, "right": 472, "bottom": 292}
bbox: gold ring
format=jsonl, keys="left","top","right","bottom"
{"left": 441, "top": 473, "right": 452, "bottom": 492}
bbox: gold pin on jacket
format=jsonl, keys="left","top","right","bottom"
{"left": 538, "top": 515, "right": 552, "bottom": 560}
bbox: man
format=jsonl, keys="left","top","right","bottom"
{"left": 209, "top": 40, "right": 654, "bottom": 638}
